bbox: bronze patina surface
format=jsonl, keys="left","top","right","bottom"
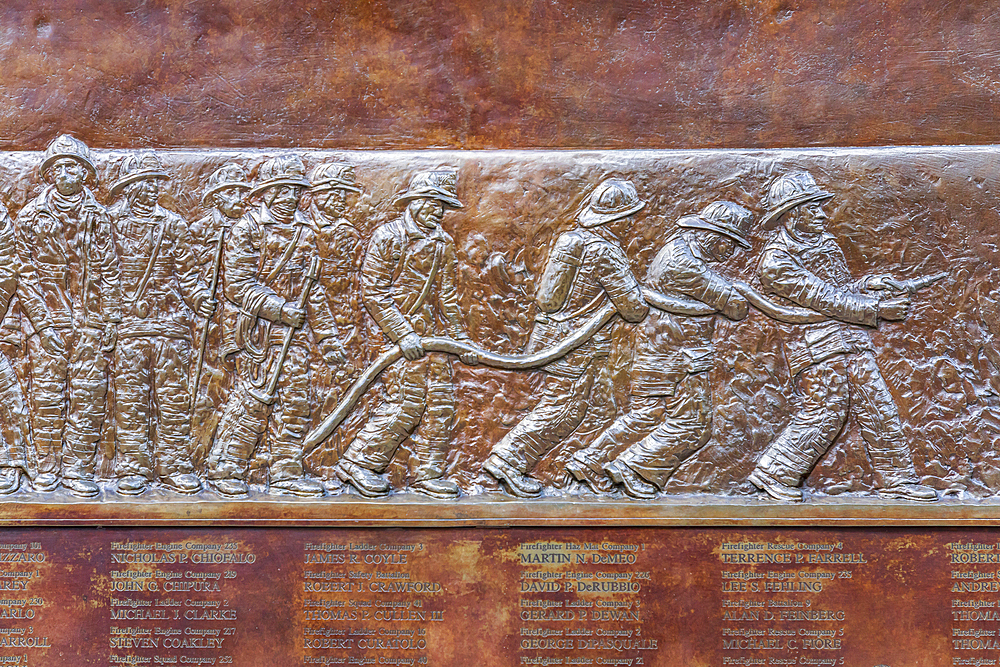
{"left": 0, "top": 145, "right": 990, "bottom": 518}
{"left": 2, "top": 1, "right": 1000, "bottom": 150}
{"left": 1, "top": 1, "right": 999, "bottom": 664}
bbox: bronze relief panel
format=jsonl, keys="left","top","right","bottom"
{"left": 0, "top": 140, "right": 990, "bottom": 515}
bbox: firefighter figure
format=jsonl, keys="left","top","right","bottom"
{"left": 747, "top": 171, "right": 937, "bottom": 502}
{"left": 108, "top": 153, "right": 215, "bottom": 496}
{"left": 483, "top": 178, "right": 649, "bottom": 498}
{"left": 190, "top": 163, "right": 252, "bottom": 372}
{"left": 15, "top": 134, "right": 122, "bottom": 497}
{"left": 334, "top": 169, "right": 477, "bottom": 499}
{"left": 307, "top": 162, "right": 363, "bottom": 379}
{"left": 0, "top": 202, "right": 61, "bottom": 494}
{"left": 569, "top": 202, "right": 753, "bottom": 497}
{"left": 206, "top": 155, "right": 341, "bottom": 498}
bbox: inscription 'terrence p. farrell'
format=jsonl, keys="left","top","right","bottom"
{"left": 0, "top": 527, "right": 979, "bottom": 665}
{"left": 718, "top": 539, "right": 860, "bottom": 666}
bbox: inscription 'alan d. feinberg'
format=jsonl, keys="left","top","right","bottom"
{"left": 0, "top": 135, "right": 991, "bottom": 505}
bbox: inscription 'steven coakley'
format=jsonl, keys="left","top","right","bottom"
{"left": 0, "top": 526, "right": 984, "bottom": 665}
{"left": 107, "top": 539, "right": 249, "bottom": 666}
{"left": 0, "top": 137, "right": 993, "bottom": 503}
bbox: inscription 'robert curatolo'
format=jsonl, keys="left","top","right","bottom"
{"left": 0, "top": 136, "right": 987, "bottom": 504}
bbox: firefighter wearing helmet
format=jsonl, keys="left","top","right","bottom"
{"left": 747, "top": 171, "right": 937, "bottom": 503}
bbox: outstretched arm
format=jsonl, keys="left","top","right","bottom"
{"left": 759, "top": 247, "right": 879, "bottom": 326}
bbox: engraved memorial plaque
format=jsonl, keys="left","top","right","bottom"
{"left": 0, "top": 526, "right": 989, "bottom": 664}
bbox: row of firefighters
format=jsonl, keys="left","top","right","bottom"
{"left": 0, "top": 134, "right": 941, "bottom": 502}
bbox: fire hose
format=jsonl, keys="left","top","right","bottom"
{"left": 302, "top": 282, "right": 828, "bottom": 454}
{"left": 302, "top": 301, "right": 620, "bottom": 454}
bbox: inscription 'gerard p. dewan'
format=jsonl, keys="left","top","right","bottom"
{"left": 0, "top": 141, "right": 991, "bottom": 506}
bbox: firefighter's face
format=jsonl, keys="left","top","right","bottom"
{"left": 793, "top": 200, "right": 828, "bottom": 235}
{"left": 214, "top": 187, "right": 246, "bottom": 219}
{"left": 134, "top": 178, "right": 161, "bottom": 207}
{"left": 701, "top": 231, "right": 736, "bottom": 261}
{"left": 48, "top": 158, "right": 87, "bottom": 196}
{"left": 267, "top": 184, "right": 303, "bottom": 218}
{"left": 410, "top": 198, "right": 445, "bottom": 228}
{"left": 320, "top": 188, "right": 349, "bottom": 218}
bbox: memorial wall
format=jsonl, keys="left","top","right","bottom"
{"left": 1, "top": 0, "right": 1000, "bottom": 664}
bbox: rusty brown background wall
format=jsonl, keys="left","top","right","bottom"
{"left": 2, "top": 0, "right": 1000, "bottom": 150}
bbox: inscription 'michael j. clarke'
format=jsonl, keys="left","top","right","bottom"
{"left": 0, "top": 526, "right": 990, "bottom": 665}
{"left": 0, "top": 136, "right": 991, "bottom": 504}
{"left": 107, "top": 539, "right": 252, "bottom": 666}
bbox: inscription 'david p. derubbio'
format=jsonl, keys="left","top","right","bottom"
{"left": 0, "top": 135, "right": 992, "bottom": 504}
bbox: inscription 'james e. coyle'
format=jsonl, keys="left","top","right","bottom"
{"left": 0, "top": 135, "right": 991, "bottom": 505}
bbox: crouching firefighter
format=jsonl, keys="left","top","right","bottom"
{"left": 483, "top": 178, "right": 650, "bottom": 497}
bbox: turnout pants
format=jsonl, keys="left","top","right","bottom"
{"left": 114, "top": 335, "right": 196, "bottom": 480}
{"left": 343, "top": 354, "right": 455, "bottom": 481}
{"left": 0, "top": 352, "right": 30, "bottom": 475}
{"left": 26, "top": 327, "right": 108, "bottom": 481}
{"left": 208, "top": 344, "right": 312, "bottom": 484}
{"left": 751, "top": 351, "right": 918, "bottom": 489}
{"left": 490, "top": 355, "right": 602, "bottom": 475}
{"left": 575, "top": 373, "right": 712, "bottom": 489}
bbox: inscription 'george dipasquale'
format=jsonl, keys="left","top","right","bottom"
{"left": 514, "top": 541, "right": 657, "bottom": 666}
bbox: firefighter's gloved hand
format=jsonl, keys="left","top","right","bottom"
{"left": 100, "top": 323, "right": 118, "bottom": 353}
{"left": 38, "top": 328, "right": 66, "bottom": 358}
{"left": 194, "top": 293, "right": 218, "bottom": 319}
{"left": 864, "top": 274, "right": 899, "bottom": 292}
{"left": 455, "top": 335, "right": 479, "bottom": 366}
{"left": 399, "top": 332, "right": 425, "bottom": 361}
{"left": 878, "top": 295, "right": 910, "bottom": 321}
{"left": 280, "top": 303, "right": 306, "bottom": 328}
{"left": 321, "top": 340, "right": 347, "bottom": 366}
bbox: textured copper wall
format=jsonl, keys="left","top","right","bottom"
{"left": 2, "top": 0, "right": 1000, "bottom": 150}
